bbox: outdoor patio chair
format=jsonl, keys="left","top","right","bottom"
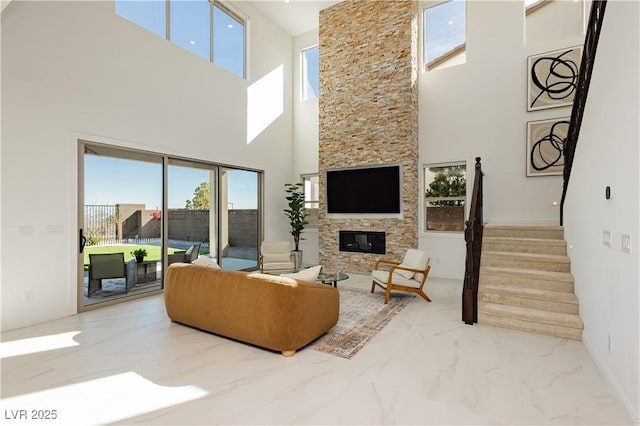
{"left": 371, "top": 249, "right": 432, "bottom": 304}
{"left": 168, "top": 243, "right": 201, "bottom": 265}
{"left": 88, "top": 252, "right": 135, "bottom": 296}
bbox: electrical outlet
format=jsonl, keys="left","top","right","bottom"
{"left": 622, "top": 234, "right": 631, "bottom": 254}
{"left": 603, "top": 230, "right": 612, "bottom": 247}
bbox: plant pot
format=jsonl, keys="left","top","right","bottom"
{"left": 292, "top": 249, "right": 303, "bottom": 271}
{"left": 135, "top": 256, "right": 144, "bottom": 264}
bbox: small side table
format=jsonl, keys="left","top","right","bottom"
{"left": 135, "top": 261, "right": 158, "bottom": 283}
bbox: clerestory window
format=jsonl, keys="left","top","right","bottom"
{"left": 424, "top": 0, "right": 466, "bottom": 71}
{"left": 116, "top": 0, "right": 246, "bottom": 79}
{"left": 301, "top": 45, "right": 319, "bottom": 101}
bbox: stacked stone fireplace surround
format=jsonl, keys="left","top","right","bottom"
{"left": 318, "top": 0, "right": 419, "bottom": 274}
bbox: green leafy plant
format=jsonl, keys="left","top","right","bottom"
{"left": 86, "top": 235, "right": 101, "bottom": 246}
{"left": 131, "top": 248, "right": 148, "bottom": 258}
{"left": 425, "top": 165, "right": 466, "bottom": 206}
{"left": 284, "top": 183, "right": 308, "bottom": 251}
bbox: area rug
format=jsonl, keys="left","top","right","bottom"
{"left": 308, "top": 286, "right": 412, "bottom": 359}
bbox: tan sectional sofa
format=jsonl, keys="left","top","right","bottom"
{"left": 164, "top": 263, "right": 339, "bottom": 356}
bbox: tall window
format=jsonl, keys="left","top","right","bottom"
{"left": 302, "top": 174, "right": 319, "bottom": 208}
{"left": 301, "top": 45, "right": 319, "bottom": 101}
{"left": 116, "top": 0, "right": 246, "bottom": 79}
{"left": 302, "top": 174, "right": 319, "bottom": 229}
{"left": 424, "top": 0, "right": 466, "bottom": 71}
{"left": 424, "top": 162, "right": 466, "bottom": 232}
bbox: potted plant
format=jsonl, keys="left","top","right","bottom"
{"left": 131, "top": 248, "right": 148, "bottom": 263}
{"left": 284, "top": 183, "right": 308, "bottom": 270}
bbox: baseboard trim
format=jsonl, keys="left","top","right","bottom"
{"left": 582, "top": 330, "right": 639, "bottom": 424}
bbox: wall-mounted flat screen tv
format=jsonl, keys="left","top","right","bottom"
{"left": 326, "top": 165, "right": 401, "bottom": 214}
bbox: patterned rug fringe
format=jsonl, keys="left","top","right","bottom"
{"left": 308, "top": 286, "right": 411, "bottom": 359}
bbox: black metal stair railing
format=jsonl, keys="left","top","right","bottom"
{"left": 560, "top": 0, "right": 608, "bottom": 225}
{"left": 462, "top": 157, "right": 483, "bottom": 325}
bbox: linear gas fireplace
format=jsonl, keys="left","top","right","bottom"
{"left": 339, "top": 231, "right": 386, "bottom": 254}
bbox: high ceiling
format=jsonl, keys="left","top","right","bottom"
{"left": 247, "top": 0, "right": 342, "bottom": 36}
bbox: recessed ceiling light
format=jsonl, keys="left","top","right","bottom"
{"left": 190, "top": 40, "right": 196, "bottom": 45}
{"left": 227, "top": 24, "right": 234, "bottom": 29}
{"left": 284, "top": 0, "right": 291, "bottom": 3}
{"left": 448, "top": 20, "right": 454, "bottom": 25}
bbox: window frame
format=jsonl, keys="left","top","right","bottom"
{"left": 300, "top": 44, "right": 319, "bottom": 101}
{"left": 301, "top": 173, "right": 320, "bottom": 209}
{"left": 213, "top": 1, "right": 248, "bottom": 79}
{"left": 423, "top": 161, "right": 468, "bottom": 233}
{"left": 423, "top": 0, "right": 467, "bottom": 72}
{"left": 115, "top": 0, "right": 248, "bottom": 79}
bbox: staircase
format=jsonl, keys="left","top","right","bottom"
{"left": 478, "top": 224, "right": 583, "bottom": 340}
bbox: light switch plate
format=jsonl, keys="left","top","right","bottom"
{"left": 622, "top": 234, "right": 631, "bottom": 254}
{"left": 603, "top": 230, "right": 612, "bottom": 247}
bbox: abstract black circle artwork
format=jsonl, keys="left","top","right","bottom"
{"left": 527, "top": 46, "right": 582, "bottom": 111}
{"left": 526, "top": 118, "right": 569, "bottom": 177}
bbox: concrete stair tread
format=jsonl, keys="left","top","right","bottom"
{"left": 479, "top": 313, "right": 583, "bottom": 340}
{"left": 485, "top": 224, "right": 563, "bottom": 231}
{"left": 483, "top": 251, "right": 570, "bottom": 263}
{"left": 480, "top": 266, "right": 574, "bottom": 282}
{"left": 479, "top": 302, "right": 583, "bottom": 329}
{"left": 479, "top": 283, "right": 578, "bottom": 303}
{"left": 483, "top": 236, "right": 567, "bottom": 246}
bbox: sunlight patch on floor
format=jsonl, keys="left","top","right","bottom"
{"left": 0, "top": 372, "right": 208, "bottom": 424}
{"left": 1, "top": 332, "right": 81, "bottom": 359}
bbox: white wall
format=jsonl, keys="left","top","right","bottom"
{"left": 418, "top": 0, "right": 584, "bottom": 278}
{"left": 563, "top": 1, "right": 640, "bottom": 422}
{"left": 0, "top": 0, "right": 294, "bottom": 331}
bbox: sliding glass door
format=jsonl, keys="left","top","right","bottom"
{"left": 219, "top": 167, "right": 260, "bottom": 270}
{"left": 79, "top": 141, "right": 263, "bottom": 311}
{"left": 167, "top": 159, "right": 218, "bottom": 266}
{"left": 80, "top": 143, "right": 164, "bottom": 308}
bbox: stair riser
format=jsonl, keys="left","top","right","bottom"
{"left": 481, "top": 256, "right": 570, "bottom": 273}
{"left": 484, "top": 229, "right": 564, "bottom": 240}
{"left": 479, "top": 293, "right": 579, "bottom": 314}
{"left": 482, "top": 241, "right": 567, "bottom": 255}
{"left": 479, "top": 313, "right": 582, "bottom": 340}
{"left": 479, "top": 273, "right": 574, "bottom": 292}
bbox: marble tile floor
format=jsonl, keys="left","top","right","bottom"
{"left": 0, "top": 275, "right": 631, "bottom": 425}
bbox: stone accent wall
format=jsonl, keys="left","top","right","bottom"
{"left": 319, "top": 0, "right": 419, "bottom": 274}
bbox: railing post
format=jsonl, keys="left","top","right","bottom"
{"left": 462, "top": 157, "right": 483, "bottom": 325}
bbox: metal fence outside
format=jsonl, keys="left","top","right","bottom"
{"left": 84, "top": 205, "right": 117, "bottom": 243}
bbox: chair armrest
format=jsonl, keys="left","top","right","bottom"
{"left": 374, "top": 259, "right": 400, "bottom": 270}
{"left": 390, "top": 264, "right": 424, "bottom": 275}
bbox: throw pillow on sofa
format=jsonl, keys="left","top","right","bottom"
{"left": 192, "top": 256, "right": 221, "bottom": 269}
{"left": 281, "top": 265, "right": 323, "bottom": 282}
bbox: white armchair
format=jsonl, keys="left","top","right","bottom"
{"left": 371, "top": 249, "right": 432, "bottom": 304}
{"left": 259, "top": 241, "right": 297, "bottom": 274}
